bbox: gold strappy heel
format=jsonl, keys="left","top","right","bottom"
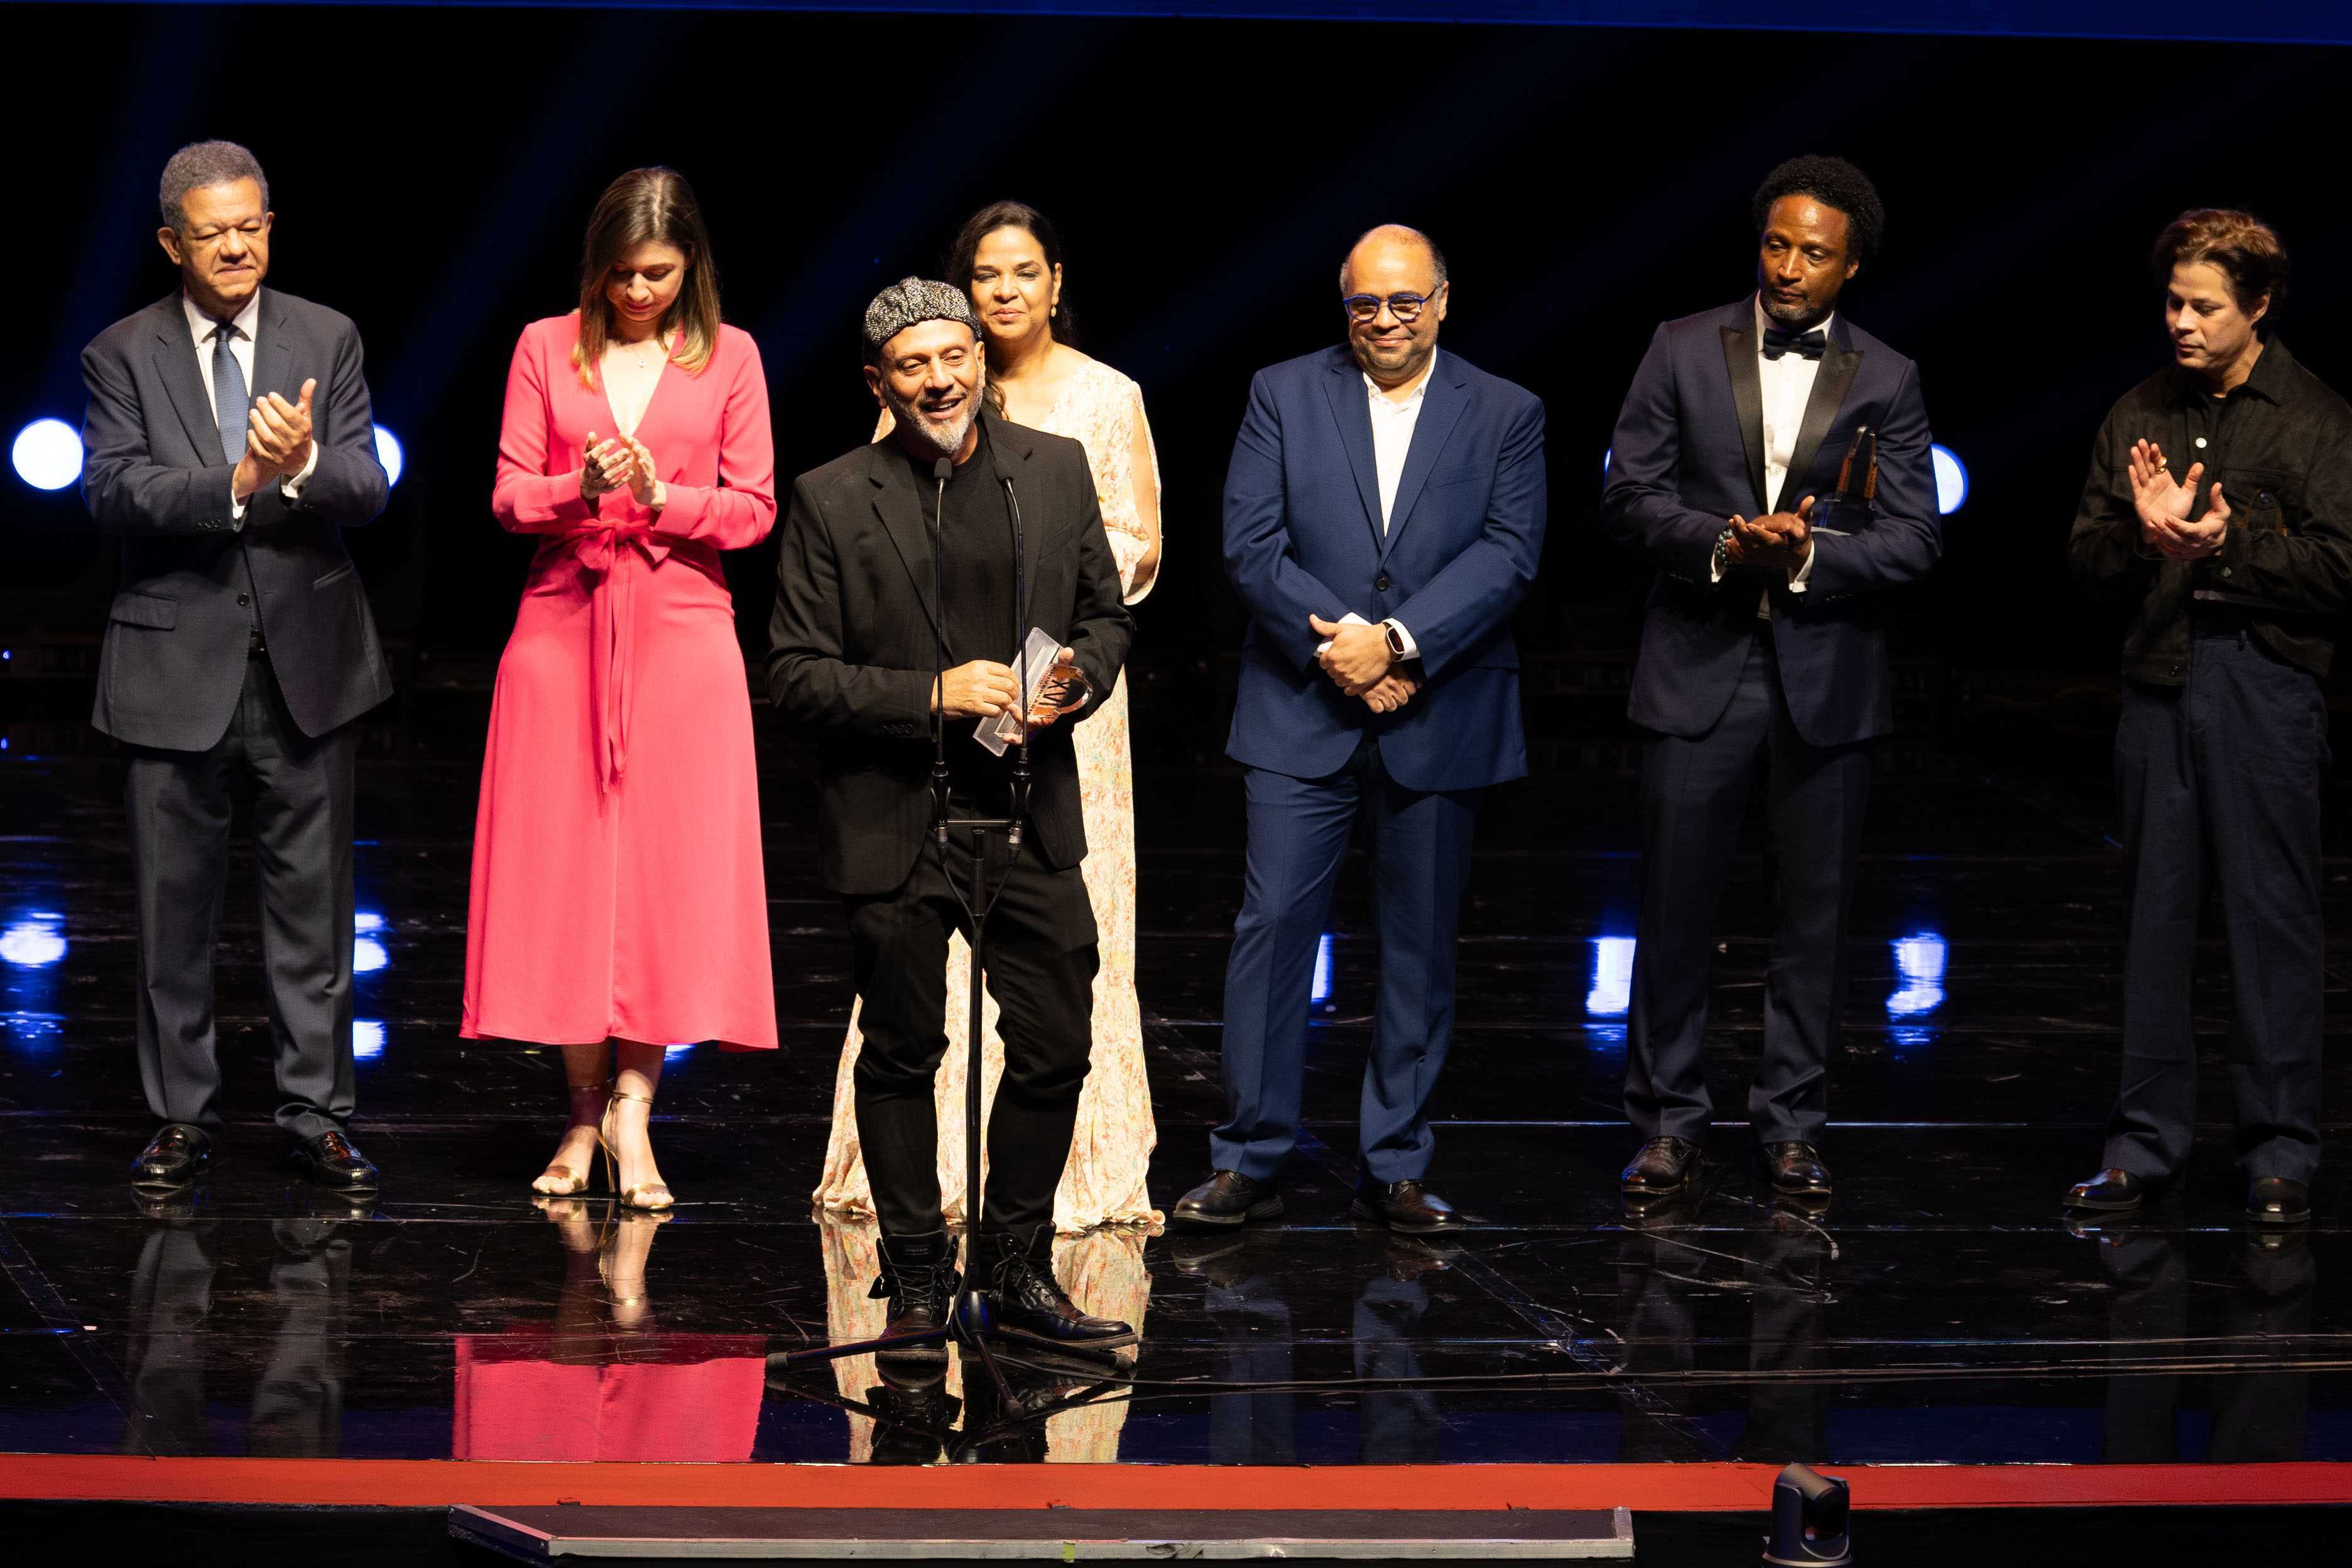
{"left": 599, "top": 1082, "right": 675, "bottom": 1212}
{"left": 531, "top": 1083, "right": 612, "bottom": 1195}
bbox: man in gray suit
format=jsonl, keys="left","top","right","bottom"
{"left": 82, "top": 141, "right": 391, "bottom": 1192}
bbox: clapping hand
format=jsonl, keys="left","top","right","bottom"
{"left": 1725, "top": 496, "right": 1814, "bottom": 572}
{"left": 620, "top": 433, "right": 662, "bottom": 509}
{"left": 581, "top": 430, "right": 640, "bottom": 503}
{"left": 1308, "top": 614, "right": 1395, "bottom": 696}
{"left": 244, "top": 378, "right": 317, "bottom": 480}
{"left": 2128, "top": 438, "right": 2230, "bottom": 559}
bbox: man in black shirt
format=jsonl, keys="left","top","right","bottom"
{"left": 2064, "top": 211, "right": 2352, "bottom": 1226}
{"left": 768, "top": 280, "right": 1135, "bottom": 1359}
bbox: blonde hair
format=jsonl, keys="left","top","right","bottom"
{"left": 572, "top": 167, "right": 722, "bottom": 386}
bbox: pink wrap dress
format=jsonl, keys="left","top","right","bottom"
{"left": 462, "top": 313, "right": 778, "bottom": 1051}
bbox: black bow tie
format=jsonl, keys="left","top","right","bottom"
{"left": 1761, "top": 324, "right": 1827, "bottom": 361}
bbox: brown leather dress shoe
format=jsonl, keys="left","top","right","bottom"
{"left": 1172, "top": 1170, "right": 1284, "bottom": 1228}
{"left": 1349, "top": 1178, "right": 1467, "bottom": 1234}
{"left": 1620, "top": 1136, "right": 1701, "bottom": 1197}
{"left": 1758, "top": 1141, "right": 1832, "bottom": 1199}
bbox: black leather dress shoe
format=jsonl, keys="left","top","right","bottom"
{"left": 2064, "top": 1168, "right": 2147, "bottom": 1213}
{"left": 1758, "top": 1141, "right": 1832, "bottom": 1199}
{"left": 1171, "top": 1170, "right": 1283, "bottom": 1229}
{"left": 289, "top": 1130, "right": 379, "bottom": 1192}
{"left": 1620, "top": 1136, "right": 1701, "bottom": 1197}
{"left": 979, "top": 1226, "right": 1137, "bottom": 1351}
{"left": 2248, "top": 1177, "right": 2312, "bottom": 1227}
{"left": 1348, "top": 1178, "right": 1467, "bottom": 1234}
{"left": 131, "top": 1124, "right": 210, "bottom": 1189}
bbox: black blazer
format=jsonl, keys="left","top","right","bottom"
{"left": 81, "top": 288, "right": 393, "bottom": 751}
{"left": 1602, "top": 298, "right": 1940, "bottom": 748}
{"left": 766, "top": 411, "right": 1135, "bottom": 896}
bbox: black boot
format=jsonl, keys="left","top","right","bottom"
{"left": 871, "top": 1229, "right": 959, "bottom": 1381}
{"left": 977, "top": 1224, "right": 1137, "bottom": 1353}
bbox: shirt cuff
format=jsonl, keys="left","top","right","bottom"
{"left": 1315, "top": 611, "right": 1372, "bottom": 657}
{"left": 1787, "top": 537, "right": 1817, "bottom": 592}
{"left": 1709, "top": 530, "right": 1729, "bottom": 584}
{"left": 279, "top": 441, "right": 322, "bottom": 504}
{"left": 1381, "top": 618, "right": 1420, "bottom": 660}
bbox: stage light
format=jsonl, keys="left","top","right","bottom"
{"left": 12, "top": 419, "right": 83, "bottom": 491}
{"left": 1586, "top": 935, "right": 1634, "bottom": 1017}
{"left": 665, "top": 1042, "right": 695, "bottom": 1060}
{"left": 1930, "top": 443, "right": 1968, "bottom": 514}
{"left": 1763, "top": 1461, "right": 1851, "bottom": 1566}
{"left": 1886, "top": 932, "right": 1946, "bottom": 1019}
{"left": 0, "top": 913, "right": 66, "bottom": 968}
{"left": 353, "top": 1020, "right": 386, "bottom": 1060}
{"left": 373, "top": 425, "right": 404, "bottom": 487}
{"left": 1310, "top": 932, "right": 1334, "bottom": 1006}
{"left": 354, "top": 912, "right": 388, "bottom": 974}
{"left": 1602, "top": 447, "right": 1611, "bottom": 476}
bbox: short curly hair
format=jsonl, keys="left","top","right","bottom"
{"left": 1751, "top": 155, "right": 1884, "bottom": 266}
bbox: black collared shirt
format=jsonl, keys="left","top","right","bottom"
{"left": 906, "top": 423, "right": 1020, "bottom": 790}
{"left": 2068, "top": 336, "right": 2352, "bottom": 683}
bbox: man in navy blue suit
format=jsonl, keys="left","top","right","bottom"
{"left": 1603, "top": 157, "right": 1941, "bottom": 1206}
{"left": 1173, "top": 226, "right": 1546, "bottom": 1235}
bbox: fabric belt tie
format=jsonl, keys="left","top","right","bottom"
{"left": 559, "top": 523, "right": 671, "bottom": 797}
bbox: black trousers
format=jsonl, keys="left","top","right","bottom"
{"left": 2104, "top": 628, "right": 2327, "bottom": 1185}
{"left": 847, "top": 812, "right": 1098, "bottom": 1239}
{"left": 122, "top": 651, "right": 357, "bottom": 1143}
{"left": 1625, "top": 633, "right": 1872, "bottom": 1146}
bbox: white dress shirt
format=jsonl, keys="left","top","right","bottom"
{"left": 182, "top": 290, "right": 318, "bottom": 522}
{"left": 1322, "top": 351, "right": 1439, "bottom": 662}
{"left": 1713, "top": 297, "right": 1822, "bottom": 611}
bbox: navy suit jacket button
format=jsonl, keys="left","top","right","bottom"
{"left": 1375, "top": 574, "right": 1391, "bottom": 592}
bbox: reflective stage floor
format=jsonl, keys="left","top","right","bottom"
{"left": 3, "top": 673, "right": 2351, "bottom": 1557}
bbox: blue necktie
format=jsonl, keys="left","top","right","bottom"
{"left": 212, "top": 320, "right": 248, "bottom": 465}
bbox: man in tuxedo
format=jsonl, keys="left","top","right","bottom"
{"left": 1174, "top": 226, "right": 1547, "bottom": 1235}
{"left": 82, "top": 141, "right": 391, "bottom": 1194}
{"left": 768, "top": 280, "right": 1135, "bottom": 1361}
{"left": 1604, "top": 156, "right": 1940, "bottom": 1205}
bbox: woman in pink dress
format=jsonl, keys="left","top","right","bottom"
{"left": 464, "top": 168, "right": 778, "bottom": 1209}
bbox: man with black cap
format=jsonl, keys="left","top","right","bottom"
{"left": 768, "top": 279, "right": 1136, "bottom": 1363}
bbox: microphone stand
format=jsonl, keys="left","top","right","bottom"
{"left": 771, "top": 430, "right": 1113, "bottom": 1434}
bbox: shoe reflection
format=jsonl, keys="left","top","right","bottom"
{"left": 1175, "top": 1229, "right": 1447, "bottom": 1465}
{"left": 815, "top": 1215, "right": 1150, "bottom": 1462}
{"left": 2084, "top": 1221, "right": 2313, "bottom": 1462}
{"left": 452, "top": 1200, "right": 765, "bottom": 1461}
{"left": 120, "top": 1201, "right": 352, "bottom": 1458}
{"left": 1611, "top": 1197, "right": 1833, "bottom": 1464}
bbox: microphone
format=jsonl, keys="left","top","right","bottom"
{"left": 999, "top": 457, "right": 1030, "bottom": 850}
{"left": 929, "top": 456, "right": 953, "bottom": 846}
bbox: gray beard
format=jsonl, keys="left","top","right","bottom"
{"left": 887, "top": 381, "right": 981, "bottom": 459}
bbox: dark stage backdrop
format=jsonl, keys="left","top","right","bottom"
{"left": 9, "top": 6, "right": 2352, "bottom": 693}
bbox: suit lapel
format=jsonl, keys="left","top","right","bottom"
{"left": 1719, "top": 311, "right": 1768, "bottom": 513}
{"left": 1378, "top": 356, "right": 1469, "bottom": 561}
{"left": 148, "top": 295, "right": 219, "bottom": 460}
{"left": 866, "top": 443, "right": 945, "bottom": 653}
{"left": 1320, "top": 350, "right": 1385, "bottom": 551}
{"left": 1783, "top": 325, "right": 1864, "bottom": 510}
{"left": 250, "top": 288, "right": 296, "bottom": 411}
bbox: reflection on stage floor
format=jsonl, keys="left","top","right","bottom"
{"left": 3, "top": 683, "right": 2349, "bottom": 1471}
